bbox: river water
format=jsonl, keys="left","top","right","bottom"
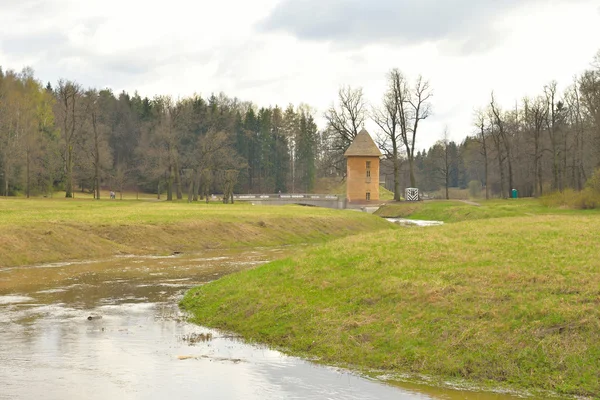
{"left": 0, "top": 250, "right": 523, "bottom": 400}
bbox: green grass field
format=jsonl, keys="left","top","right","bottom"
{"left": 375, "top": 198, "right": 600, "bottom": 222}
{"left": 183, "top": 200, "right": 600, "bottom": 398}
{"left": 0, "top": 198, "right": 394, "bottom": 268}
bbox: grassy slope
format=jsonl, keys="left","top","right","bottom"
{"left": 183, "top": 200, "right": 600, "bottom": 397}
{"left": 374, "top": 198, "right": 599, "bottom": 222}
{"left": 0, "top": 198, "right": 394, "bottom": 268}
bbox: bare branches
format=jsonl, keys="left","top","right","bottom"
{"left": 409, "top": 75, "right": 433, "bottom": 152}
{"left": 324, "top": 86, "right": 367, "bottom": 149}
{"left": 390, "top": 70, "right": 432, "bottom": 187}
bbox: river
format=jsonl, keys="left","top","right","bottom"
{"left": 0, "top": 249, "right": 525, "bottom": 400}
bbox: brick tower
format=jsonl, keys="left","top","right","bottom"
{"left": 344, "top": 129, "right": 382, "bottom": 203}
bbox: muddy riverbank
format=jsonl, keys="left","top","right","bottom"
{"left": 0, "top": 249, "right": 484, "bottom": 400}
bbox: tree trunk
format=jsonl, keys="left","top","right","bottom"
{"left": 479, "top": 124, "right": 489, "bottom": 200}
{"left": 538, "top": 159, "right": 543, "bottom": 197}
{"left": 498, "top": 156, "right": 505, "bottom": 198}
{"left": 175, "top": 156, "right": 183, "bottom": 200}
{"left": 445, "top": 177, "right": 449, "bottom": 200}
{"left": 4, "top": 164, "right": 8, "bottom": 197}
{"left": 493, "top": 133, "right": 506, "bottom": 199}
{"left": 576, "top": 130, "right": 584, "bottom": 190}
{"left": 563, "top": 132, "right": 568, "bottom": 190}
{"left": 94, "top": 121, "right": 100, "bottom": 200}
{"left": 26, "top": 149, "right": 30, "bottom": 198}
{"left": 392, "top": 142, "right": 401, "bottom": 201}
{"left": 506, "top": 151, "right": 514, "bottom": 198}
{"left": 445, "top": 144, "right": 450, "bottom": 200}
{"left": 408, "top": 155, "right": 416, "bottom": 187}
{"left": 501, "top": 135, "right": 514, "bottom": 198}
{"left": 65, "top": 145, "right": 73, "bottom": 198}
{"left": 167, "top": 167, "right": 173, "bottom": 201}
{"left": 533, "top": 136, "right": 539, "bottom": 197}
{"left": 193, "top": 170, "right": 201, "bottom": 202}
{"left": 553, "top": 151, "right": 559, "bottom": 191}
{"left": 187, "top": 170, "right": 194, "bottom": 203}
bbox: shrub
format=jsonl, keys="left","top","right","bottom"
{"left": 468, "top": 180, "right": 482, "bottom": 198}
{"left": 541, "top": 188, "right": 600, "bottom": 210}
{"left": 586, "top": 168, "right": 600, "bottom": 193}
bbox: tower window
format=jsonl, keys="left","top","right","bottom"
{"left": 366, "top": 161, "right": 371, "bottom": 179}
{"left": 366, "top": 192, "right": 371, "bottom": 201}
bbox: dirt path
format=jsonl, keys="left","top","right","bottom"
{"left": 459, "top": 200, "right": 481, "bottom": 206}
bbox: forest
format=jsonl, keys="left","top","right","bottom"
{"left": 0, "top": 50, "right": 599, "bottom": 201}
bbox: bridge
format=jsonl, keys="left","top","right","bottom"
{"left": 233, "top": 194, "right": 347, "bottom": 209}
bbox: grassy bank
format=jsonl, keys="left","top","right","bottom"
{"left": 0, "top": 198, "right": 394, "bottom": 268}
{"left": 183, "top": 209, "right": 600, "bottom": 397}
{"left": 375, "top": 198, "right": 600, "bottom": 222}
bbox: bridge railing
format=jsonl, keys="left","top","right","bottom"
{"left": 233, "top": 194, "right": 340, "bottom": 201}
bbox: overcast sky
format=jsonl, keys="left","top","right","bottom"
{"left": 1, "top": 0, "right": 599, "bottom": 150}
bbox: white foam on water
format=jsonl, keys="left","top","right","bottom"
{"left": 189, "top": 256, "right": 230, "bottom": 262}
{"left": 36, "top": 288, "right": 67, "bottom": 294}
{"left": 97, "top": 302, "right": 156, "bottom": 313}
{"left": 386, "top": 218, "right": 444, "bottom": 227}
{"left": 0, "top": 295, "right": 35, "bottom": 305}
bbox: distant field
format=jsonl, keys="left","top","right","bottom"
{"left": 0, "top": 198, "right": 394, "bottom": 268}
{"left": 183, "top": 200, "right": 600, "bottom": 397}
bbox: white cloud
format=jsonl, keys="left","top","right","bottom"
{"left": 0, "top": 0, "right": 598, "bottom": 150}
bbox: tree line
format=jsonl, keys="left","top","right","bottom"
{"left": 0, "top": 67, "right": 320, "bottom": 200}
{"left": 0, "top": 50, "right": 599, "bottom": 201}
{"left": 405, "top": 52, "right": 600, "bottom": 199}
{"left": 359, "top": 51, "right": 600, "bottom": 200}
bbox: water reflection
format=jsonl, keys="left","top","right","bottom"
{"left": 0, "top": 250, "right": 523, "bottom": 400}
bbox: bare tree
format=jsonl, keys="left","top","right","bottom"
{"left": 473, "top": 109, "right": 490, "bottom": 199}
{"left": 222, "top": 169, "right": 239, "bottom": 204}
{"left": 373, "top": 69, "right": 405, "bottom": 201}
{"left": 580, "top": 67, "right": 600, "bottom": 158}
{"left": 386, "top": 72, "right": 433, "bottom": 188}
{"left": 564, "top": 82, "right": 587, "bottom": 189}
{"left": 82, "top": 89, "right": 112, "bottom": 199}
{"left": 544, "top": 81, "right": 566, "bottom": 191}
{"left": 488, "top": 107, "right": 507, "bottom": 198}
{"left": 191, "top": 130, "right": 237, "bottom": 201}
{"left": 323, "top": 86, "right": 367, "bottom": 175}
{"left": 490, "top": 92, "right": 514, "bottom": 198}
{"left": 325, "top": 86, "right": 367, "bottom": 148}
{"left": 0, "top": 72, "right": 23, "bottom": 196}
{"left": 153, "top": 96, "right": 183, "bottom": 201}
{"left": 440, "top": 127, "right": 451, "bottom": 200}
{"left": 56, "top": 79, "right": 83, "bottom": 198}
{"left": 523, "top": 96, "right": 547, "bottom": 196}
{"left": 111, "top": 164, "right": 129, "bottom": 200}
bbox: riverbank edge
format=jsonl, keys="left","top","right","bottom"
{"left": 181, "top": 214, "right": 600, "bottom": 399}
{"left": 0, "top": 209, "right": 394, "bottom": 268}
{"left": 180, "top": 282, "right": 555, "bottom": 400}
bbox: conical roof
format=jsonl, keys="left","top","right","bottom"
{"left": 344, "top": 129, "right": 382, "bottom": 157}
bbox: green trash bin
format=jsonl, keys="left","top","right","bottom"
{"left": 511, "top": 189, "right": 518, "bottom": 199}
